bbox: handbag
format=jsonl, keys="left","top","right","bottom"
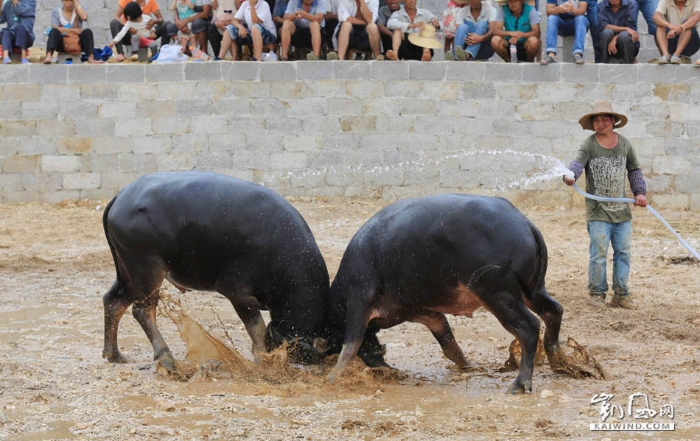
{"left": 63, "top": 33, "right": 81, "bottom": 55}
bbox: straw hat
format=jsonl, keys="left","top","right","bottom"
{"left": 408, "top": 25, "right": 443, "bottom": 49}
{"left": 578, "top": 101, "right": 628, "bottom": 131}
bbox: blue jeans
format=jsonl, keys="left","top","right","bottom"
{"left": 453, "top": 20, "right": 490, "bottom": 59}
{"left": 586, "top": 0, "right": 601, "bottom": 62}
{"left": 636, "top": 0, "right": 658, "bottom": 35}
{"left": 587, "top": 221, "right": 632, "bottom": 297}
{"left": 546, "top": 15, "right": 589, "bottom": 56}
{"left": 226, "top": 23, "right": 277, "bottom": 46}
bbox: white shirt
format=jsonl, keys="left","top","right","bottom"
{"left": 337, "top": 0, "right": 379, "bottom": 23}
{"left": 387, "top": 7, "right": 436, "bottom": 33}
{"left": 113, "top": 15, "right": 154, "bottom": 43}
{"left": 234, "top": 0, "right": 277, "bottom": 36}
{"left": 453, "top": 0, "right": 497, "bottom": 25}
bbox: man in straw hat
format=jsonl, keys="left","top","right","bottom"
{"left": 563, "top": 101, "right": 648, "bottom": 309}
{"left": 385, "top": 0, "right": 441, "bottom": 61}
{"left": 490, "top": 0, "right": 541, "bottom": 62}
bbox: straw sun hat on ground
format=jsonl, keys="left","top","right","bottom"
{"left": 408, "top": 25, "right": 443, "bottom": 49}
{"left": 578, "top": 101, "right": 628, "bottom": 131}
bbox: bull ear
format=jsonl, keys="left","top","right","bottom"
{"left": 313, "top": 337, "right": 330, "bottom": 353}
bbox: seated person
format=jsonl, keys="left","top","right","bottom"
{"left": 542, "top": 0, "right": 589, "bottom": 65}
{"left": 385, "top": 0, "right": 440, "bottom": 61}
{"left": 328, "top": 0, "right": 381, "bottom": 60}
{"left": 450, "top": 0, "right": 496, "bottom": 60}
{"left": 0, "top": 0, "right": 37, "bottom": 64}
{"left": 44, "top": 0, "right": 102, "bottom": 64}
{"left": 598, "top": 0, "right": 639, "bottom": 64}
{"left": 208, "top": 0, "right": 240, "bottom": 59}
{"left": 491, "top": 0, "right": 541, "bottom": 62}
{"left": 377, "top": 0, "right": 402, "bottom": 54}
{"left": 219, "top": 0, "right": 277, "bottom": 61}
{"left": 273, "top": 0, "right": 290, "bottom": 33}
{"left": 108, "top": 1, "right": 160, "bottom": 61}
{"left": 163, "top": 0, "right": 213, "bottom": 56}
{"left": 109, "top": 0, "right": 169, "bottom": 61}
{"left": 441, "top": 0, "right": 469, "bottom": 52}
{"left": 324, "top": 0, "right": 340, "bottom": 52}
{"left": 280, "top": 0, "right": 326, "bottom": 60}
{"left": 653, "top": 0, "right": 700, "bottom": 64}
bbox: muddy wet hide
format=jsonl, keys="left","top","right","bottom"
{"left": 504, "top": 337, "right": 608, "bottom": 380}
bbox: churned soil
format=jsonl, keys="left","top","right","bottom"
{"left": 0, "top": 197, "right": 698, "bottom": 440}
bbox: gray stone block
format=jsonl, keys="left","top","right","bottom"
{"left": 107, "top": 64, "right": 147, "bottom": 83}
{"left": 673, "top": 65, "right": 700, "bottom": 84}
{"left": 259, "top": 62, "right": 296, "bottom": 81}
{"left": 409, "top": 62, "right": 446, "bottom": 81}
{"left": 21, "top": 101, "right": 60, "bottom": 120}
{"left": 334, "top": 61, "right": 371, "bottom": 80}
{"left": 638, "top": 64, "right": 679, "bottom": 83}
{"left": 221, "top": 62, "right": 259, "bottom": 81}
{"left": 297, "top": 61, "right": 335, "bottom": 80}
{"left": 371, "top": 60, "right": 409, "bottom": 80}
{"left": 63, "top": 172, "right": 101, "bottom": 190}
{"left": 68, "top": 64, "right": 108, "bottom": 84}
{"left": 0, "top": 65, "right": 30, "bottom": 83}
{"left": 146, "top": 63, "right": 186, "bottom": 83}
{"left": 484, "top": 62, "right": 523, "bottom": 83}
{"left": 445, "top": 62, "right": 486, "bottom": 82}
{"left": 29, "top": 65, "right": 67, "bottom": 84}
{"left": 524, "top": 63, "right": 562, "bottom": 83}
{"left": 599, "top": 64, "right": 638, "bottom": 84}
{"left": 185, "top": 62, "right": 222, "bottom": 82}
{"left": 41, "top": 155, "right": 81, "bottom": 173}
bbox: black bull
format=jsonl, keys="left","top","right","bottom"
{"left": 326, "top": 194, "right": 564, "bottom": 394}
{"left": 101, "top": 172, "right": 330, "bottom": 371}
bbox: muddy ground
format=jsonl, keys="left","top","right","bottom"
{"left": 0, "top": 195, "right": 698, "bottom": 440}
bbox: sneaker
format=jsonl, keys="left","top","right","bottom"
{"left": 327, "top": 51, "right": 338, "bottom": 60}
{"left": 588, "top": 295, "right": 607, "bottom": 308}
{"left": 455, "top": 46, "right": 467, "bottom": 61}
{"left": 610, "top": 294, "right": 635, "bottom": 309}
{"left": 306, "top": 52, "right": 319, "bottom": 60}
{"left": 444, "top": 51, "right": 455, "bottom": 61}
{"left": 670, "top": 55, "right": 681, "bottom": 64}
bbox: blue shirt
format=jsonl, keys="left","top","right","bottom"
{"left": 0, "top": 0, "right": 37, "bottom": 40}
{"left": 598, "top": 0, "right": 637, "bottom": 31}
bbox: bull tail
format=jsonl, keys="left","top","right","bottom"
{"left": 102, "top": 195, "right": 124, "bottom": 283}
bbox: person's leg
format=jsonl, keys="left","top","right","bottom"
{"left": 79, "top": 28, "right": 102, "bottom": 63}
{"left": 453, "top": 22, "right": 472, "bottom": 58}
{"left": 44, "top": 27, "right": 63, "bottom": 62}
{"left": 572, "top": 15, "right": 589, "bottom": 57}
{"left": 464, "top": 20, "right": 488, "bottom": 59}
{"left": 397, "top": 35, "right": 423, "bottom": 60}
{"left": 680, "top": 27, "right": 700, "bottom": 57}
{"left": 545, "top": 15, "right": 563, "bottom": 57}
{"left": 337, "top": 21, "right": 353, "bottom": 60}
{"left": 656, "top": 27, "right": 670, "bottom": 60}
{"left": 280, "top": 20, "right": 295, "bottom": 59}
{"left": 366, "top": 23, "right": 381, "bottom": 59}
{"left": 385, "top": 29, "right": 402, "bottom": 59}
{"left": 324, "top": 18, "right": 338, "bottom": 52}
{"left": 524, "top": 36, "right": 540, "bottom": 62}
{"left": 587, "top": 221, "right": 611, "bottom": 298}
{"left": 599, "top": 27, "right": 614, "bottom": 63}
{"left": 638, "top": 0, "right": 658, "bottom": 35}
{"left": 491, "top": 35, "right": 509, "bottom": 61}
{"left": 251, "top": 24, "right": 264, "bottom": 60}
{"left": 310, "top": 21, "right": 322, "bottom": 58}
{"left": 617, "top": 31, "right": 636, "bottom": 63}
{"left": 585, "top": 0, "right": 601, "bottom": 62}
{"left": 109, "top": 19, "right": 127, "bottom": 56}
{"left": 208, "top": 23, "right": 223, "bottom": 56}
{"left": 192, "top": 19, "right": 211, "bottom": 53}
{"left": 219, "top": 25, "right": 236, "bottom": 59}
{"left": 610, "top": 221, "right": 632, "bottom": 298}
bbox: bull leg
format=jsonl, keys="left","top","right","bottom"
{"left": 525, "top": 287, "right": 564, "bottom": 367}
{"left": 131, "top": 288, "right": 176, "bottom": 372}
{"left": 357, "top": 328, "right": 390, "bottom": 368}
{"left": 329, "top": 294, "right": 375, "bottom": 382}
{"left": 412, "top": 312, "right": 478, "bottom": 371}
{"left": 228, "top": 295, "right": 267, "bottom": 364}
{"left": 103, "top": 280, "right": 132, "bottom": 363}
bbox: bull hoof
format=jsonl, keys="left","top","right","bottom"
{"left": 156, "top": 354, "right": 178, "bottom": 373}
{"left": 103, "top": 351, "right": 129, "bottom": 364}
{"left": 507, "top": 380, "right": 532, "bottom": 395}
{"left": 457, "top": 361, "right": 482, "bottom": 373}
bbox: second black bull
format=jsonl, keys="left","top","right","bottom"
{"left": 326, "top": 194, "right": 565, "bottom": 394}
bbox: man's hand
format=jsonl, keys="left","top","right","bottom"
{"left": 563, "top": 176, "right": 575, "bottom": 186}
{"left": 237, "top": 25, "right": 248, "bottom": 38}
{"left": 466, "top": 33, "right": 481, "bottom": 45}
{"left": 608, "top": 35, "right": 618, "bottom": 54}
{"left": 628, "top": 28, "right": 639, "bottom": 42}
{"left": 634, "top": 194, "right": 648, "bottom": 208}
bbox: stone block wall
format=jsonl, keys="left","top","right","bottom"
{"left": 1, "top": 61, "right": 699, "bottom": 211}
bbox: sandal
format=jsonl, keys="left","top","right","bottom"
{"left": 574, "top": 53, "right": 584, "bottom": 64}
{"left": 540, "top": 55, "right": 556, "bottom": 65}
{"left": 670, "top": 55, "right": 681, "bottom": 64}
{"left": 454, "top": 46, "right": 467, "bottom": 61}
{"left": 657, "top": 55, "right": 669, "bottom": 65}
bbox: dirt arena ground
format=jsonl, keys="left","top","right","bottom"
{"left": 0, "top": 195, "right": 698, "bottom": 440}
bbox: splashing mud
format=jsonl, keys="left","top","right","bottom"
{"left": 506, "top": 336, "right": 608, "bottom": 380}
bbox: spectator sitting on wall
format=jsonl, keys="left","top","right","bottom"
{"left": 0, "top": 0, "right": 36, "bottom": 64}
{"left": 108, "top": 1, "right": 160, "bottom": 60}
{"left": 491, "top": 0, "right": 541, "bottom": 62}
{"left": 218, "top": 0, "right": 277, "bottom": 61}
{"left": 447, "top": 0, "right": 496, "bottom": 61}
{"left": 377, "top": 0, "right": 402, "bottom": 55}
{"left": 110, "top": 0, "right": 170, "bottom": 62}
{"left": 44, "top": 0, "right": 102, "bottom": 64}
{"left": 441, "top": 0, "right": 468, "bottom": 52}
{"left": 597, "top": 0, "right": 639, "bottom": 63}
{"left": 163, "top": 0, "right": 213, "bottom": 56}
{"left": 541, "top": 0, "right": 589, "bottom": 65}
{"left": 385, "top": 0, "right": 440, "bottom": 60}
{"left": 324, "top": 0, "right": 340, "bottom": 52}
{"left": 280, "top": 0, "right": 327, "bottom": 60}
{"left": 653, "top": 0, "right": 700, "bottom": 64}
{"left": 327, "top": 0, "right": 382, "bottom": 60}
{"left": 208, "top": 0, "right": 240, "bottom": 59}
